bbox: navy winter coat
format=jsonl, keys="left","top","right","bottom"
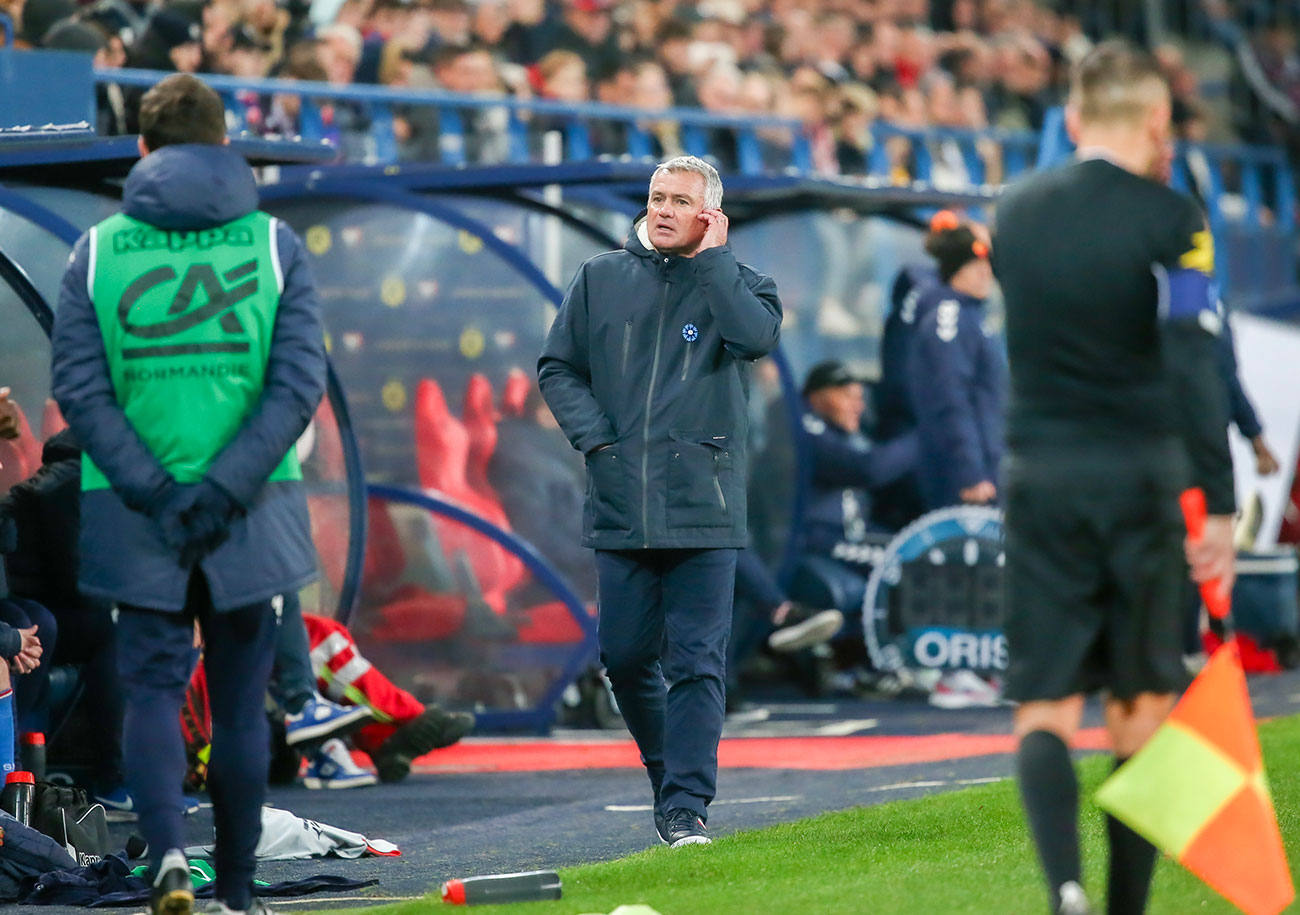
{"left": 50, "top": 144, "right": 327, "bottom": 612}
{"left": 873, "top": 264, "right": 938, "bottom": 441}
{"left": 538, "top": 215, "right": 783, "bottom": 549}
{"left": 800, "top": 410, "right": 919, "bottom": 559}
{"left": 907, "top": 285, "right": 1006, "bottom": 510}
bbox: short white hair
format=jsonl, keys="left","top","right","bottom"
{"left": 650, "top": 155, "right": 724, "bottom": 209}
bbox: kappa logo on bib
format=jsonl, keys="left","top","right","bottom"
{"left": 117, "top": 261, "right": 259, "bottom": 359}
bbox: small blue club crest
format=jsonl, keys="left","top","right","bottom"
{"left": 682, "top": 323, "right": 699, "bottom": 342}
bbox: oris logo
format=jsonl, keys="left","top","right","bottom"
{"left": 912, "top": 630, "right": 1008, "bottom": 670}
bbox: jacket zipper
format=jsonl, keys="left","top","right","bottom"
{"left": 621, "top": 321, "right": 632, "bottom": 375}
{"left": 641, "top": 281, "right": 669, "bottom": 547}
{"left": 681, "top": 339, "right": 692, "bottom": 381}
{"left": 712, "top": 451, "right": 727, "bottom": 512}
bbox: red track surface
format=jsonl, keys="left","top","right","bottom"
{"left": 415, "top": 727, "right": 1112, "bottom": 773}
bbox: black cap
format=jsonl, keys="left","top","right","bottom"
{"left": 802, "top": 360, "right": 867, "bottom": 396}
{"left": 42, "top": 18, "right": 107, "bottom": 52}
{"left": 145, "top": 8, "right": 201, "bottom": 50}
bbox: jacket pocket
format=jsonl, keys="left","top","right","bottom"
{"left": 585, "top": 444, "right": 632, "bottom": 531}
{"left": 666, "top": 431, "right": 733, "bottom": 529}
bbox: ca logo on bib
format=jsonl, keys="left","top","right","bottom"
{"left": 118, "top": 262, "right": 258, "bottom": 358}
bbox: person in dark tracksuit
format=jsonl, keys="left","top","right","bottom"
{"left": 51, "top": 76, "right": 325, "bottom": 915}
{"left": 791, "top": 362, "right": 918, "bottom": 671}
{"left": 907, "top": 216, "right": 1005, "bottom": 511}
{"left": 870, "top": 263, "right": 937, "bottom": 530}
{"left": 1217, "top": 315, "right": 1280, "bottom": 478}
{"left": 994, "top": 44, "right": 1236, "bottom": 915}
{"left": 538, "top": 156, "right": 781, "bottom": 849}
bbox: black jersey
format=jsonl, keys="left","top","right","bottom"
{"left": 994, "top": 157, "right": 1235, "bottom": 514}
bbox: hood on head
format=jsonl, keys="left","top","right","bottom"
{"left": 123, "top": 144, "right": 259, "bottom": 230}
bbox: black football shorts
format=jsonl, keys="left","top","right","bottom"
{"left": 1002, "top": 440, "right": 1192, "bottom": 702}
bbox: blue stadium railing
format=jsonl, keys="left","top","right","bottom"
{"left": 100, "top": 67, "right": 821, "bottom": 172}
{"left": 99, "top": 67, "right": 1050, "bottom": 181}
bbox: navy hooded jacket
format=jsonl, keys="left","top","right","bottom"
{"left": 50, "top": 144, "right": 326, "bottom": 612}
{"left": 799, "top": 409, "right": 919, "bottom": 561}
{"left": 538, "top": 213, "right": 782, "bottom": 550}
{"left": 907, "top": 284, "right": 1006, "bottom": 510}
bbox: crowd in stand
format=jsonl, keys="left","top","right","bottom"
{"left": 5, "top": 0, "right": 1294, "bottom": 175}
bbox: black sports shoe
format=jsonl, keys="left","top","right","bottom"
{"left": 654, "top": 804, "right": 669, "bottom": 844}
{"left": 374, "top": 707, "right": 475, "bottom": 782}
{"left": 663, "top": 808, "right": 711, "bottom": 848}
{"left": 150, "top": 849, "right": 194, "bottom": 915}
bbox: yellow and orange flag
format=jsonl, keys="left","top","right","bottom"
{"left": 1095, "top": 489, "right": 1294, "bottom": 915}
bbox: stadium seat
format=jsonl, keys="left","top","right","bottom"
{"left": 462, "top": 373, "right": 500, "bottom": 501}
{"left": 411, "top": 377, "right": 521, "bottom": 613}
{"left": 500, "top": 367, "right": 530, "bottom": 418}
{"left": 39, "top": 399, "right": 67, "bottom": 442}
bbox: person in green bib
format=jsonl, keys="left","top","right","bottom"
{"left": 50, "top": 74, "right": 326, "bottom": 915}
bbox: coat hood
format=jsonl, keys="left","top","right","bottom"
{"left": 626, "top": 209, "right": 656, "bottom": 259}
{"left": 122, "top": 144, "right": 259, "bottom": 230}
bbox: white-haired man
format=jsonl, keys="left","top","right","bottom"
{"left": 539, "top": 156, "right": 782, "bottom": 847}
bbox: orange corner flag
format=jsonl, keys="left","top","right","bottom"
{"left": 1097, "top": 641, "right": 1294, "bottom": 915}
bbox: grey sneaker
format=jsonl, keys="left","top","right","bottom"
{"left": 768, "top": 605, "right": 844, "bottom": 653}
{"left": 654, "top": 805, "right": 670, "bottom": 844}
{"left": 663, "top": 808, "right": 711, "bottom": 848}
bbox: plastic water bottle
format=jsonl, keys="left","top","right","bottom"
{"left": 1, "top": 771, "right": 35, "bottom": 825}
{"left": 440, "top": 870, "right": 562, "bottom": 905}
{"left": 19, "top": 733, "right": 44, "bottom": 782}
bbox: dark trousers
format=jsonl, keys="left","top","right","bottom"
{"left": 595, "top": 548, "right": 736, "bottom": 818}
{"left": 118, "top": 573, "right": 279, "bottom": 910}
{"left": 46, "top": 598, "right": 122, "bottom": 791}
{"left": 728, "top": 549, "right": 786, "bottom": 690}
{"left": 269, "top": 591, "right": 314, "bottom": 716}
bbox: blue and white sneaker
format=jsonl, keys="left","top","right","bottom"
{"left": 94, "top": 788, "right": 201, "bottom": 821}
{"left": 284, "top": 694, "right": 373, "bottom": 747}
{"left": 302, "top": 739, "right": 377, "bottom": 790}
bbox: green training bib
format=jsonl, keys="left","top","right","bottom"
{"left": 82, "top": 211, "right": 301, "bottom": 490}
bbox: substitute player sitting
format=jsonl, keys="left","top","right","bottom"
{"left": 994, "top": 42, "right": 1236, "bottom": 915}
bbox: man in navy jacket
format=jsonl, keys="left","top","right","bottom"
{"left": 51, "top": 75, "right": 325, "bottom": 915}
{"left": 539, "top": 156, "right": 781, "bottom": 848}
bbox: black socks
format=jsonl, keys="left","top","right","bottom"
{"left": 1106, "top": 758, "right": 1158, "bottom": 915}
{"left": 1018, "top": 730, "right": 1081, "bottom": 911}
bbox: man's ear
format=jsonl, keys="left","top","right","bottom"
{"left": 1064, "top": 102, "right": 1081, "bottom": 145}
{"left": 137, "top": 135, "right": 151, "bottom": 158}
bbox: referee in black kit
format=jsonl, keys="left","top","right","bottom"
{"left": 994, "top": 43, "right": 1236, "bottom": 915}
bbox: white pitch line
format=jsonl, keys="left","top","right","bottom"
{"left": 868, "top": 776, "right": 1006, "bottom": 793}
{"left": 759, "top": 703, "right": 840, "bottom": 715}
{"left": 271, "top": 897, "right": 422, "bottom": 906}
{"left": 814, "top": 719, "right": 879, "bottom": 736}
{"left": 606, "top": 795, "right": 802, "bottom": 813}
